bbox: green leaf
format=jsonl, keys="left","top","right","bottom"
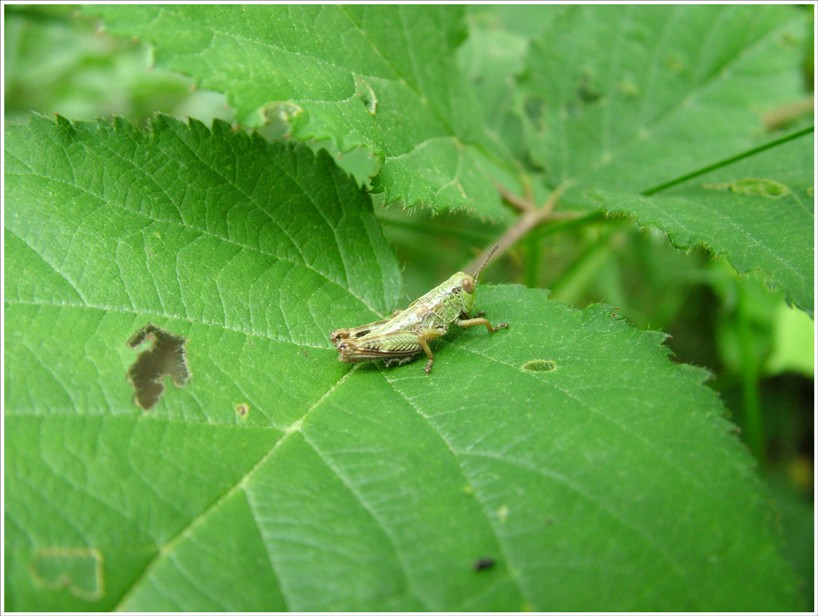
{"left": 589, "top": 129, "right": 814, "bottom": 315}
{"left": 4, "top": 115, "right": 802, "bottom": 611}
{"left": 519, "top": 5, "right": 805, "bottom": 196}
{"left": 458, "top": 6, "right": 555, "bottom": 164}
{"left": 507, "top": 5, "right": 812, "bottom": 315}
{"left": 84, "top": 4, "right": 509, "bottom": 219}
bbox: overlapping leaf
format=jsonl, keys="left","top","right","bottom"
{"left": 517, "top": 5, "right": 805, "bottom": 196}
{"left": 510, "top": 5, "right": 812, "bottom": 314}
{"left": 85, "top": 4, "right": 510, "bottom": 218}
{"left": 4, "top": 116, "right": 802, "bottom": 610}
{"left": 590, "top": 130, "right": 814, "bottom": 314}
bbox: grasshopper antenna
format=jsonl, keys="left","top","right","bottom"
{"left": 473, "top": 243, "right": 500, "bottom": 282}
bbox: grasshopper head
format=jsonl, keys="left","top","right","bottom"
{"left": 330, "top": 329, "right": 350, "bottom": 348}
{"left": 458, "top": 243, "right": 500, "bottom": 314}
{"left": 455, "top": 272, "right": 478, "bottom": 314}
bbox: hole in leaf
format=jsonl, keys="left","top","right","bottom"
{"left": 521, "top": 359, "right": 556, "bottom": 373}
{"left": 354, "top": 75, "right": 378, "bottom": 115}
{"left": 126, "top": 323, "right": 190, "bottom": 411}
{"left": 259, "top": 101, "right": 304, "bottom": 138}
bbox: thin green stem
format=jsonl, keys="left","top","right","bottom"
{"left": 550, "top": 228, "right": 615, "bottom": 304}
{"left": 523, "top": 235, "right": 541, "bottom": 288}
{"left": 642, "top": 126, "right": 814, "bottom": 196}
{"left": 736, "top": 283, "right": 765, "bottom": 463}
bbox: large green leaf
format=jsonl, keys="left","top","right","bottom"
{"left": 4, "top": 116, "right": 802, "bottom": 611}
{"left": 84, "top": 4, "right": 508, "bottom": 219}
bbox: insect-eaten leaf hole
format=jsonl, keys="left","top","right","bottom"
{"left": 235, "top": 403, "right": 250, "bottom": 419}
{"left": 521, "top": 359, "right": 556, "bottom": 373}
{"left": 473, "top": 557, "right": 496, "bottom": 572}
{"left": 702, "top": 177, "right": 791, "bottom": 198}
{"left": 260, "top": 101, "right": 304, "bottom": 139}
{"left": 126, "top": 323, "right": 190, "bottom": 411}
{"left": 354, "top": 74, "right": 378, "bottom": 115}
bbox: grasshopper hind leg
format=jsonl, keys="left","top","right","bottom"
{"left": 369, "top": 328, "right": 446, "bottom": 375}
{"left": 455, "top": 316, "right": 508, "bottom": 333}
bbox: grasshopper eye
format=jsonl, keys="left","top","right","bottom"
{"left": 462, "top": 276, "right": 475, "bottom": 294}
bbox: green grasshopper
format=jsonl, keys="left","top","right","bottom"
{"left": 331, "top": 244, "right": 508, "bottom": 374}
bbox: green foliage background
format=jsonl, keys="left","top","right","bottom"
{"left": 4, "top": 4, "right": 814, "bottom": 611}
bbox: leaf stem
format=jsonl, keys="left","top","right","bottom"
{"left": 465, "top": 179, "right": 575, "bottom": 274}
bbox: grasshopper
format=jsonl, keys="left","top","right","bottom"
{"left": 331, "top": 244, "right": 508, "bottom": 374}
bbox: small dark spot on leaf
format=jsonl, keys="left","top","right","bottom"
{"left": 522, "top": 150, "right": 546, "bottom": 174}
{"left": 522, "top": 359, "right": 556, "bottom": 373}
{"left": 473, "top": 557, "right": 495, "bottom": 571}
{"left": 577, "top": 71, "right": 602, "bottom": 104}
{"left": 235, "top": 403, "right": 250, "bottom": 418}
{"left": 523, "top": 95, "right": 547, "bottom": 128}
{"left": 126, "top": 323, "right": 190, "bottom": 411}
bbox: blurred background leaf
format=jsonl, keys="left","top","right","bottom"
{"left": 4, "top": 5, "right": 233, "bottom": 127}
